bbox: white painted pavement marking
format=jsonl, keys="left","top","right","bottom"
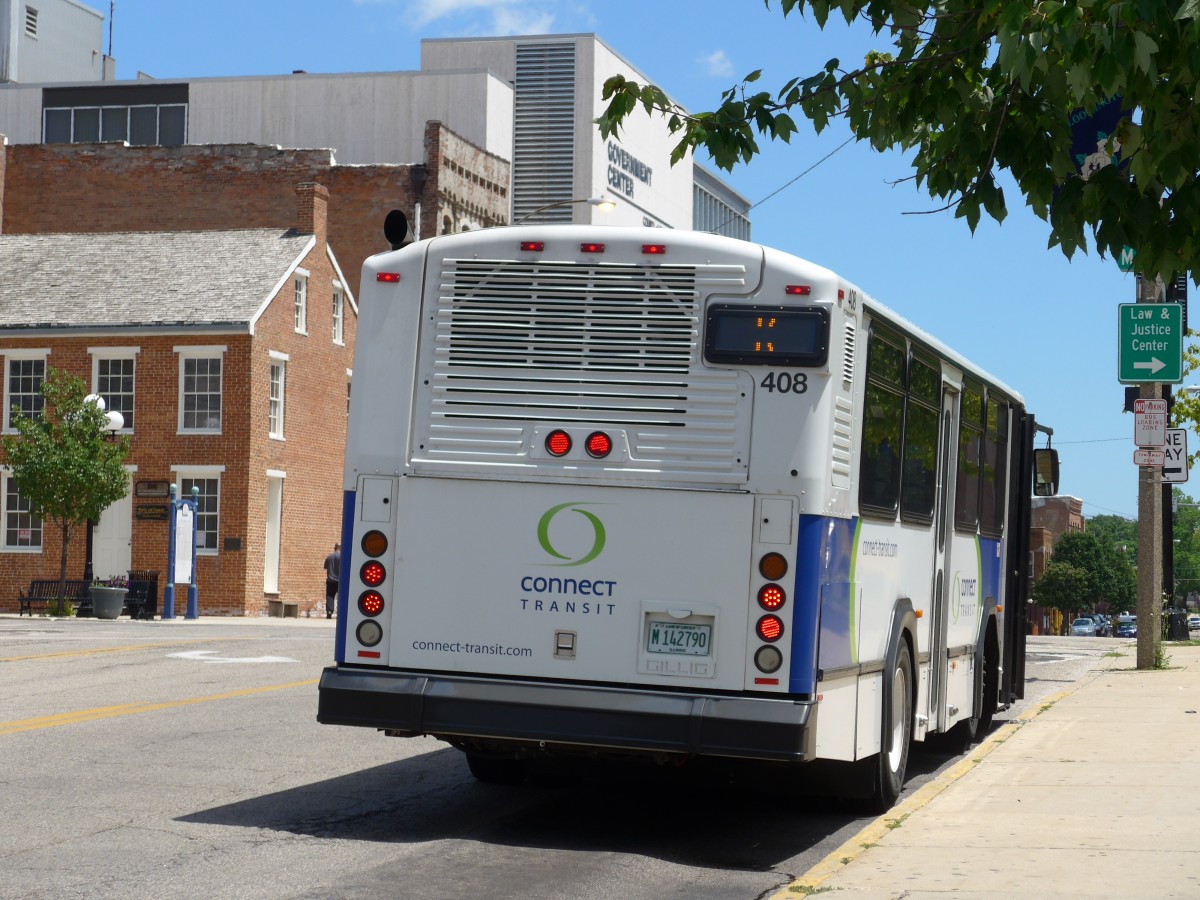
{"left": 167, "top": 649, "right": 298, "bottom": 664}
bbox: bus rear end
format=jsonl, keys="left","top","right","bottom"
{"left": 318, "top": 226, "right": 840, "bottom": 772}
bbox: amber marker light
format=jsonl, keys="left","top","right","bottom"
{"left": 759, "top": 552, "right": 788, "bottom": 580}
{"left": 361, "top": 530, "right": 388, "bottom": 557}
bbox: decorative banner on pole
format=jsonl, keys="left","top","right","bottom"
{"left": 1069, "top": 94, "right": 1131, "bottom": 181}
{"left": 174, "top": 502, "right": 194, "bottom": 583}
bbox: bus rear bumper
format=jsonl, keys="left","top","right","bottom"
{"left": 317, "top": 666, "right": 817, "bottom": 763}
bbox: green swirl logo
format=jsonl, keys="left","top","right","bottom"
{"left": 537, "top": 502, "right": 606, "bottom": 567}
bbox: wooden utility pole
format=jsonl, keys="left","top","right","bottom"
{"left": 1135, "top": 274, "right": 1165, "bottom": 668}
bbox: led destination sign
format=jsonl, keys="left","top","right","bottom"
{"left": 704, "top": 304, "right": 830, "bottom": 366}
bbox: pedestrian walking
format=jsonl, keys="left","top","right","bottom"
{"left": 324, "top": 543, "right": 341, "bottom": 618}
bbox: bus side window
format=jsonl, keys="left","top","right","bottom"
{"left": 860, "top": 330, "right": 905, "bottom": 518}
{"left": 979, "top": 396, "right": 1008, "bottom": 536}
{"left": 899, "top": 354, "right": 939, "bottom": 524}
{"left": 954, "top": 385, "right": 984, "bottom": 532}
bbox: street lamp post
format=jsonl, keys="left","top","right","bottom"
{"left": 81, "top": 395, "right": 124, "bottom": 584}
{"left": 514, "top": 195, "right": 616, "bottom": 225}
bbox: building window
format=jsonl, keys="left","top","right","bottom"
{"left": 24, "top": 6, "right": 37, "bottom": 37}
{"left": 269, "top": 355, "right": 287, "bottom": 440}
{"left": 332, "top": 285, "right": 344, "bottom": 345}
{"left": 176, "top": 346, "right": 225, "bottom": 433}
{"left": 3, "top": 474, "right": 42, "bottom": 550}
{"left": 42, "top": 103, "right": 187, "bottom": 146}
{"left": 93, "top": 351, "right": 137, "bottom": 432}
{"left": 176, "top": 472, "right": 221, "bottom": 554}
{"left": 5, "top": 354, "right": 47, "bottom": 431}
{"left": 294, "top": 271, "right": 308, "bottom": 334}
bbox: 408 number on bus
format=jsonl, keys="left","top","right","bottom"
{"left": 759, "top": 372, "right": 808, "bottom": 393}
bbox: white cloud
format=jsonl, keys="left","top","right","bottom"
{"left": 406, "top": 0, "right": 556, "bottom": 33}
{"left": 700, "top": 49, "right": 734, "bottom": 78}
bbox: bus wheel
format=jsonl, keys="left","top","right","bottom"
{"left": 873, "top": 641, "right": 913, "bottom": 811}
{"left": 950, "top": 626, "right": 1000, "bottom": 751}
{"left": 465, "top": 753, "right": 527, "bottom": 785}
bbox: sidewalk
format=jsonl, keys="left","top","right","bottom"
{"left": 775, "top": 640, "right": 1200, "bottom": 899}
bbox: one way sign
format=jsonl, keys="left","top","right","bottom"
{"left": 1163, "top": 428, "right": 1189, "bottom": 483}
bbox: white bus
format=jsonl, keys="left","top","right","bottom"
{"left": 318, "top": 223, "right": 1058, "bottom": 809}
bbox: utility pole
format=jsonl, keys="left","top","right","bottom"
{"left": 1135, "top": 274, "right": 1165, "bottom": 668}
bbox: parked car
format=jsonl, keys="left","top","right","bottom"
{"left": 1117, "top": 619, "right": 1137, "bottom": 638}
{"left": 1188, "top": 614, "right": 1200, "bottom": 632}
{"left": 1070, "top": 617, "right": 1098, "bottom": 637}
{"left": 1092, "top": 615, "right": 1112, "bottom": 636}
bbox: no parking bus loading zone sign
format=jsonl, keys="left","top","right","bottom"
{"left": 1132, "top": 398, "right": 1189, "bottom": 483}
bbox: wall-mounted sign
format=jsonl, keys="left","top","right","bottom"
{"left": 136, "top": 480, "right": 171, "bottom": 498}
{"left": 136, "top": 503, "right": 170, "bottom": 520}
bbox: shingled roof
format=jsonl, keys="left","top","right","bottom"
{"left": 0, "top": 229, "right": 316, "bottom": 331}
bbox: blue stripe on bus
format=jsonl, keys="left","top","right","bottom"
{"left": 334, "top": 489, "right": 356, "bottom": 664}
{"left": 790, "top": 515, "right": 857, "bottom": 695}
{"left": 980, "top": 536, "right": 1001, "bottom": 610}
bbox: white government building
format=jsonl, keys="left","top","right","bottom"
{"left": 0, "top": 0, "right": 751, "bottom": 236}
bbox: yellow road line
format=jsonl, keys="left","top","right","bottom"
{"left": 0, "top": 678, "right": 320, "bottom": 735}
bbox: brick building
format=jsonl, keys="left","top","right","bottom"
{"left": 0, "top": 183, "right": 355, "bottom": 615}
{"left": 0, "top": 121, "right": 510, "bottom": 298}
{"left": 0, "top": 124, "right": 509, "bottom": 615}
{"left": 1029, "top": 495, "right": 1086, "bottom": 634}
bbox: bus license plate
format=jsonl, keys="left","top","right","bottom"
{"left": 646, "top": 621, "right": 712, "bottom": 656}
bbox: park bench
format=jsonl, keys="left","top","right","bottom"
{"left": 125, "top": 570, "right": 160, "bottom": 620}
{"left": 18, "top": 578, "right": 91, "bottom": 616}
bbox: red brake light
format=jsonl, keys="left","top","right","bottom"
{"left": 585, "top": 431, "right": 612, "bottom": 458}
{"left": 757, "top": 614, "right": 785, "bottom": 642}
{"left": 785, "top": 285, "right": 811, "bottom": 295}
{"left": 520, "top": 241, "right": 545, "bottom": 252}
{"left": 545, "top": 430, "right": 572, "bottom": 457}
{"left": 376, "top": 272, "right": 401, "bottom": 283}
{"left": 642, "top": 244, "right": 666, "bottom": 255}
{"left": 358, "top": 591, "right": 385, "bottom": 616}
{"left": 580, "top": 243, "right": 605, "bottom": 254}
{"left": 360, "top": 560, "right": 386, "bottom": 587}
{"left": 758, "top": 584, "right": 786, "bottom": 611}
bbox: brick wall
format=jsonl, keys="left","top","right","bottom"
{"left": 0, "top": 126, "right": 511, "bottom": 298}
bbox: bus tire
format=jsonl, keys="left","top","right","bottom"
{"left": 944, "top": 621, "right": 1000, "bottom": 753}
{"left": 872, "top": 640, "right": 913, "bottom": 812}
{"left": 465, "top": 753, "right": 527, "bottom": 785}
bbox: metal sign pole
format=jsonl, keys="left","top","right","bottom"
{"left": 185, "top": 485, "right": 200, "bottom": 619}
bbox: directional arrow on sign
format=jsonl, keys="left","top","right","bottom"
{"left": 1134, "top": 358, "right": 1167, "bottom": 374}
{"left": 167, "top": 650, "right": 298, "bottom": 664}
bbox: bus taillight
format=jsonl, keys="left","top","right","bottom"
{"left": 756, "top": 615, "right": 785, "bottom": 642}
{"left": 642, "top": 244, "right": 666, "bottom": 255}
{"left": 361, "top": 530, "right": 388, "bottom": 557}
{"left": 758, "top": 584, "right": 786, "bottom": 611}
{"left": 361, "top": 560, "right": 386, "bottom": 587}
{"left": 759, "top": 552, "right": 788, "bottom": 580}
{"left": 546, "top": 430, "right": 572, "bottom": 457}
{"left": 359, "top": 591, "right": 385, "bottom": 616}
{"left": 520, "top": 241, "right": 545, "bottom": 252}
{"left": 585, "top": 431, "right": 613, "bottom": 458}
{"left": 357, "top": 620, "right": 383, "bottom": 647}
{"left": 580, "top": 242, "right": 605, "bottom": 254}
{"left": 754, "top": 645, "right": 783, "bottom": 674}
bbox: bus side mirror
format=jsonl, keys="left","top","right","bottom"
{"left": 1033, "top": 448, "right": 1060, "bottom": 497}
{"left": 384, "top": 209, "right": 413, "bottom": 250}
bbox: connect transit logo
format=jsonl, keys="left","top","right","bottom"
{"left": 537, "top": 502, "right": 606, "bottom": 566}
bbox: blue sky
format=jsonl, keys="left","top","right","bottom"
{"left": 96, "top": 0, "right": 1172, "bottom": 520}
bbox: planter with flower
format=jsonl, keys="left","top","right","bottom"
{"left": 91, "top": 575, "right": 129, "bottom": 619}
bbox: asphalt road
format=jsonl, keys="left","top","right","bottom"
{"left": 0, "top": 619, "right": 1114, "bottom": 900}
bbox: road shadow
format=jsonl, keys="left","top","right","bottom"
{"left": 177, "top": 745, "right": 893, "bottom": 872}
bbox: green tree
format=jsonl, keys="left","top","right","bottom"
{"left": 1, "top": 368, "right": 131, "bottom": 614}
{"left": 1037, "top": 530, "right": 1136, "bottom": 618}
{"left": 1032, "top": 561, "right": 1092, "bottom": 625}
{"left": 1086, "top": 513, "right": 1138, "bottom": 562}
{"left": 597, "top": 0, "right": 1200, "bottom": 280}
